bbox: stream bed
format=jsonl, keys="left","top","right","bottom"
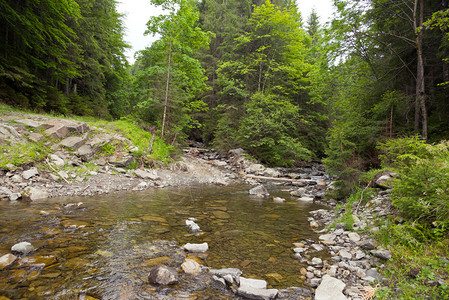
{"left": 0, "top": 184, "right": 327, "bottom": 299}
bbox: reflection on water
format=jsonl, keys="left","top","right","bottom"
{"left": 0, "top": 184, "right": 326, "bottom": 299}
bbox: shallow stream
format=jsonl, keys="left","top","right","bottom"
{"left": 0, "top": 184, "right": 326, "bottom": 299}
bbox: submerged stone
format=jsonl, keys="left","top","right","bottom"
{"left": 0, "top": 253, "right": 17, "bottom": 270}
{"left": 148, "top": 266, "right": 179, "bottom": 285}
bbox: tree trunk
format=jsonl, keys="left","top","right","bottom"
{"left": 161, "top": 42, "right": 172, "bottom": 139}
{"left": 414, "top": 0, "right": 427, "bottom": 140}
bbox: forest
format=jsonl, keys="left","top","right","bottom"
{"left": 1, "top": 0, "right": 449, "bottom": 298}
{"left": 2, "top": 0, "right": 449, "bottom": 169}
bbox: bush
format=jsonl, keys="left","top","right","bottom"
{"left": 378, "top": 137, "right": 449, "bottom": 228}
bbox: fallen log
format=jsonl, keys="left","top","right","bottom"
{"left": 245, "top": 174, "right": 307, "bottom": 183}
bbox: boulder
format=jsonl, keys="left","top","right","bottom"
{"left": 239, "top": 277, "right": 267, "bottom": 289}
{"left": 0, "top": 253, "right": 17, "bottom": 270}
{"left": 11, "top": 242, "right": 34, "bottom": 255}
{"left": 0, "top": 187, "right": 13, "bottom": 200}
{"left": 50, "top": 154, "right": 65, "bottom": 167}
{"left": 360, "top": 239, "right": 376, "bottom": 250}
{"left": 247, "top": 163, "right": 265, "bottom": 175}
{"left": 45, "top": 125, "right": 69, "bottom": 139}
{"left": 290, "top": 188, "right": 306, "bottom": 197}
{"left": 76, "top": 144, "right": 97, "bottom": 162}
{"left": 181, "top": 259, "right": 201, "bottom": 276}
{"left": 314, "top": 275, "right": 347, "bottom": 300}
{"left": 60, "top": 136, "right": 86, "bottom": 150}
{"left": 249, "top": 185, "right": 269, "bottom": 196}
{"left": 237, "top": 286, "right": 279, "bottom": 300}
{"left": 183, "top": 242, "right": 208, "bottom": 253}
{"left": 134, "top": 169, "right": 160, "bottom": 180}
{"left": 148, "top": 266, "right": 179, "bottom": 285}
{"left": 22, "top": 167, "right": 39, "bottom": 180}
{"left": 23, "top": 187, "right": 49, "bottom": 201}
{"left": 371, "top": 249, "right": 392, "bottom": 260}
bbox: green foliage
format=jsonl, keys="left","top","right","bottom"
{"left": 238, "top": 92, "right": 311, "bottom": 166}
{"left": 132, "top": 0, "right": 212, "bottom": 140}
{"left": 378, "top": 137, "right": 449, "bottom": 225}
{"left": 101, "top": 143, "right": 116, "bottom": 156}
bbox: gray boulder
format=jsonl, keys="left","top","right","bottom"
{"left": 60, "top": 136, "right": 86, "bottom": 150}
{"left": 22, "top": 167, "right": 39, "bottom": 180}
{"left": 148, "top": 266, "right": 179, "bottom": 285}
{"left": 249, "top": 184, "right": 269, "bottom": 196}
{"left": 23, "top": 187, "right": 49, "bottom": 201}
{"left": 315, "top": 275, "right": 347, "bottom": 300}
{"left": 76, "top": 144, "right": 97, "bottom": 162}
{"left": 371, "top": 249, "right": 392, "bottom": 260}
{"left": 134, "top": 169, "right": 160, "bottom": 180}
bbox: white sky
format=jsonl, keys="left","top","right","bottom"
{"left": 117, "top": 0, "right": 336, "bottom": 63}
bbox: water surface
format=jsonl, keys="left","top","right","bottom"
{"left": 0, "top": 184, "right": 325, "bottom": 299}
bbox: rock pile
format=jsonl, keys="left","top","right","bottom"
{"left": 295, "top": 189, "right": 395, "bottom": 299}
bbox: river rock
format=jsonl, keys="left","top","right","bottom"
{"left": 148, "top": 266, "right": 179, "bottom": 285}
{"left": 371, "top": 249, "right": 392, "bottom": 260}
{"left": 210, "top": 268, "right": 243, "bottom": 278}
{"left": 22, "top": 167, "right": 39, "bottom": 180}
{"left": 239, "top": 277, "right": 267, "bottom": 289}
{"left": 17, "top": 255, "right": 57, "bottom": 268}
{"left": 290, "top": 188, "right": 306, "bottom": 197}
{"left": 315, "top": 275, "right": 347, "bottom": 300}
{"left": 23, "top": 187, "right": 49, "bottom": 201}
{"left": 185, "top": 219, "right": 201, "bottom": 233}
{"left": 183, "top": 242, "right": 208, "bottom": 253}
{"left": 237, "top": 286, "right": 279, "bottom": 300}
{"left": 339, "top": 250, "right": 352, "bottom": 260}
{"left": 249, "top": 184, "right": 269, "bottom": 196}
{"left": 11, "top": 242, "right": 34, "bottom": 255}
{"left": 360, "top": 239, "right": 376, "bottom": 250}
{"left": 310, "top": 257, "right": 322, "bottom": 266}
{"left": 50, "top": 154, "right": 65, "bottom": 167}
{"left": 181, "top": 259, "right": 201, "bottom": 276}
{"left": 319, "top": 234, "right": 336, "bottom": 242}
{"left": 247, "top": 163, "right": 265, "bottom": 175}
{"left": 347, "top": 232, "right": 361, "bottom": 243}
{"left": 134, "top": 169, "right": 160, "bottom": 180}
{"left": 0, "top": 253, "right": 17, "bottom": 270}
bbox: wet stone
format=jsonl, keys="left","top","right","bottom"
{"left": 17, "top": 255, "right": 57, "bottom": 268}
{"left": 183, "top": 243, "right": 208, "bottom": 253}
{"left": 148, "top": 266, "right": 179, "bottom": 285}
{"left": 60, "top": 220, "right": 90, "bottom": 228}
{"left": 181, "top": 259, "right": 201, "bottom": 276}
{"left": 11, "top": 242, "right": 34, "bottom": 255}
{"left": 0, "top": 254, "right": 17, "bottom": 270}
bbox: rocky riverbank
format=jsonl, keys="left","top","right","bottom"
{"left": 1, "top": 111, "right": 397, "bottom": 300}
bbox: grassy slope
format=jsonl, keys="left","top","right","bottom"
{"left": 0, "top": 104, "right": 173, "bottom": 169}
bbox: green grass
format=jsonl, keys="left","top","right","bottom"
{"left": 0, "top": 141, "right": 50, "bottom": 169}
{"left": 375, "top": 238, "right": 449, "bottom": 299}
{"left": 0, "top": 104, "right": 174, "bottom": 169}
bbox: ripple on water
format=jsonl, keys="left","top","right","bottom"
{"left": 0, "top": 184, "right": 326, "bottom": 299}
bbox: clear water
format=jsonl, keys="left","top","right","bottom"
{"left": 0, "top": 184, "right": 326, "bottom": 299}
